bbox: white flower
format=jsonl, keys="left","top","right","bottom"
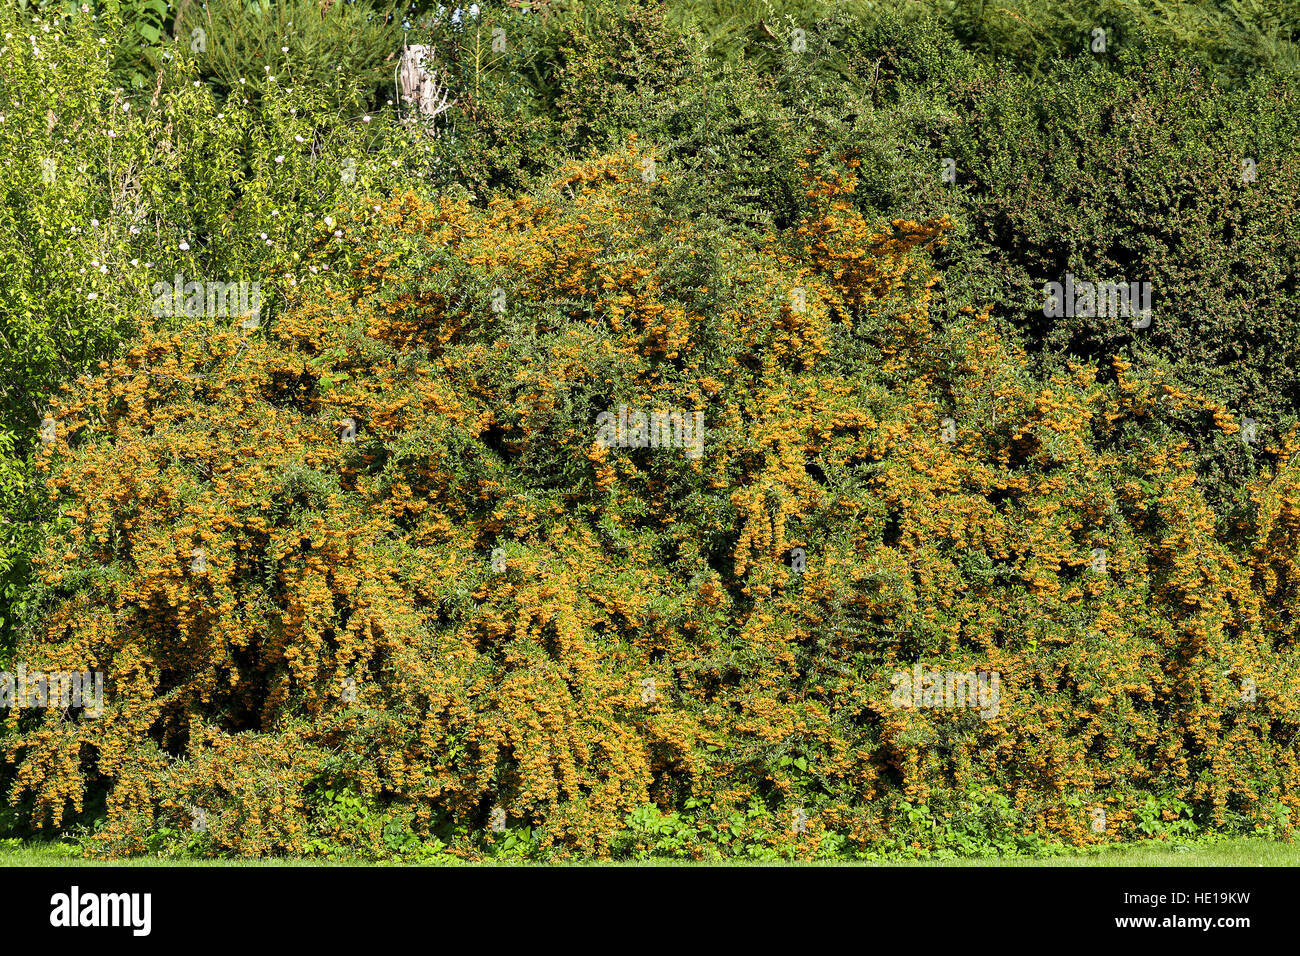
{"left": 129, "top": 226, "right": 139, "bottom": 234}
{"left": 130, "top": 258, "right": 138, "bottom": 266}
{"left": 90, "top": 219, "right": 99, "bottom": 227}
{"left": 333, "top": 230, "right": 342, "bottom": 238}
{"left": 324, "top": 216, "right": 334, "bottom": 228}
{"left": 217, "top": 113, "right": 224, "bottom": 119}
{"left": 106, "top": 129, "right": 115, "bottom": 137}
{"left": 99, "top": 265, "right": 107, "bottom": 273}
{"left": 179, "top": 241, "right": 190, "bottom": 251}
{"left": 87, "top": 292, "right": 97, "bottom": 300}
{"left": 275, "top": 155, "right": 284, "bottom": 163}
{"left": 281, "top": 46, "right": 289, "bottom": 53}
{"left": 362, "top": 115, "right": 371, "bottom": 123}
{"left": 295, "top": 135, "right": 304, "bottom": 143}
{"left": 121, "top": 102, "right": 129, "bottom": 111}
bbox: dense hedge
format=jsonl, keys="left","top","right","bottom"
{"left": 6, "top": 151, "right": 1297, "bottom": 858}
{"left": 929, "top": 48, "right": 1300, "bottom": 514}
{"left": 1, "top": 1, "right": 1298, "bottom": 859}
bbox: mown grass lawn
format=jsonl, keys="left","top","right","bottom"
{"left": 1, "top": 837, "right": 1294, "bottom": 866}
{"left": 910, "top": 838, "right": 1299, "bottom": 867}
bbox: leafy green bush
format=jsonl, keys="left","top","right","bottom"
{"left": 3, "top": 0, "right": 1300, "bottom": 863}
{"left": 193, "top": 0, "right": 403, "bottom": 114}
{"left": 928, "top": 45, "right": 1300, "bottom": 511}
{"left": 897, "top": 0, "right": 1300, "bottom": 85}
{"left": 0, "top": 2, "right": 426, "bottom": 652}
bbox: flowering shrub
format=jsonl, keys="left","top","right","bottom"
{"left": 5, "top": 143, "right": 1296, "bottom": 859}
{"left": 2, "top": 0, "right": 1299, "bottom": 863}
{"left": 0, "top": 3, "right": 426, "bottom": 652}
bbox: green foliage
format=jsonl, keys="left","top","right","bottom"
{"left": 1133, "top": 794, "right": 1197, "bottom": 839}
{"left": 396, "top": 4, "right": 562, "bottom": 198}
{"left": 926, "top": 45, "right": 1300, "bottom": 510}
{"left": 193, "top": 0, "right": 403, "bottom": 114}
{"left": 302, "top": 786, "right": 448, "bottom": 861}
{"left": 13, "top": 0, "right": 178, "bottom": 89}
{"left": 2, "top": 0, "right": 1299, "bottom": 863}
{"left": 901, "top": 0, "right": 1300, "bottom": 85}
{"left": 0, "top": 1, "right": 419, "bottom": 651}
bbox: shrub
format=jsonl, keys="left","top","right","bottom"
{"left": 929, "top": 46, "right": 1300, "bottom": 512}
{"left": 192, "top": 0, "right": 404, "bottom": 114}
{"left": 0, "top": 1, "right": 421, "bottom": 653}
{"left": 7, "top": 145, "right": 1298, "bottom": 859}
